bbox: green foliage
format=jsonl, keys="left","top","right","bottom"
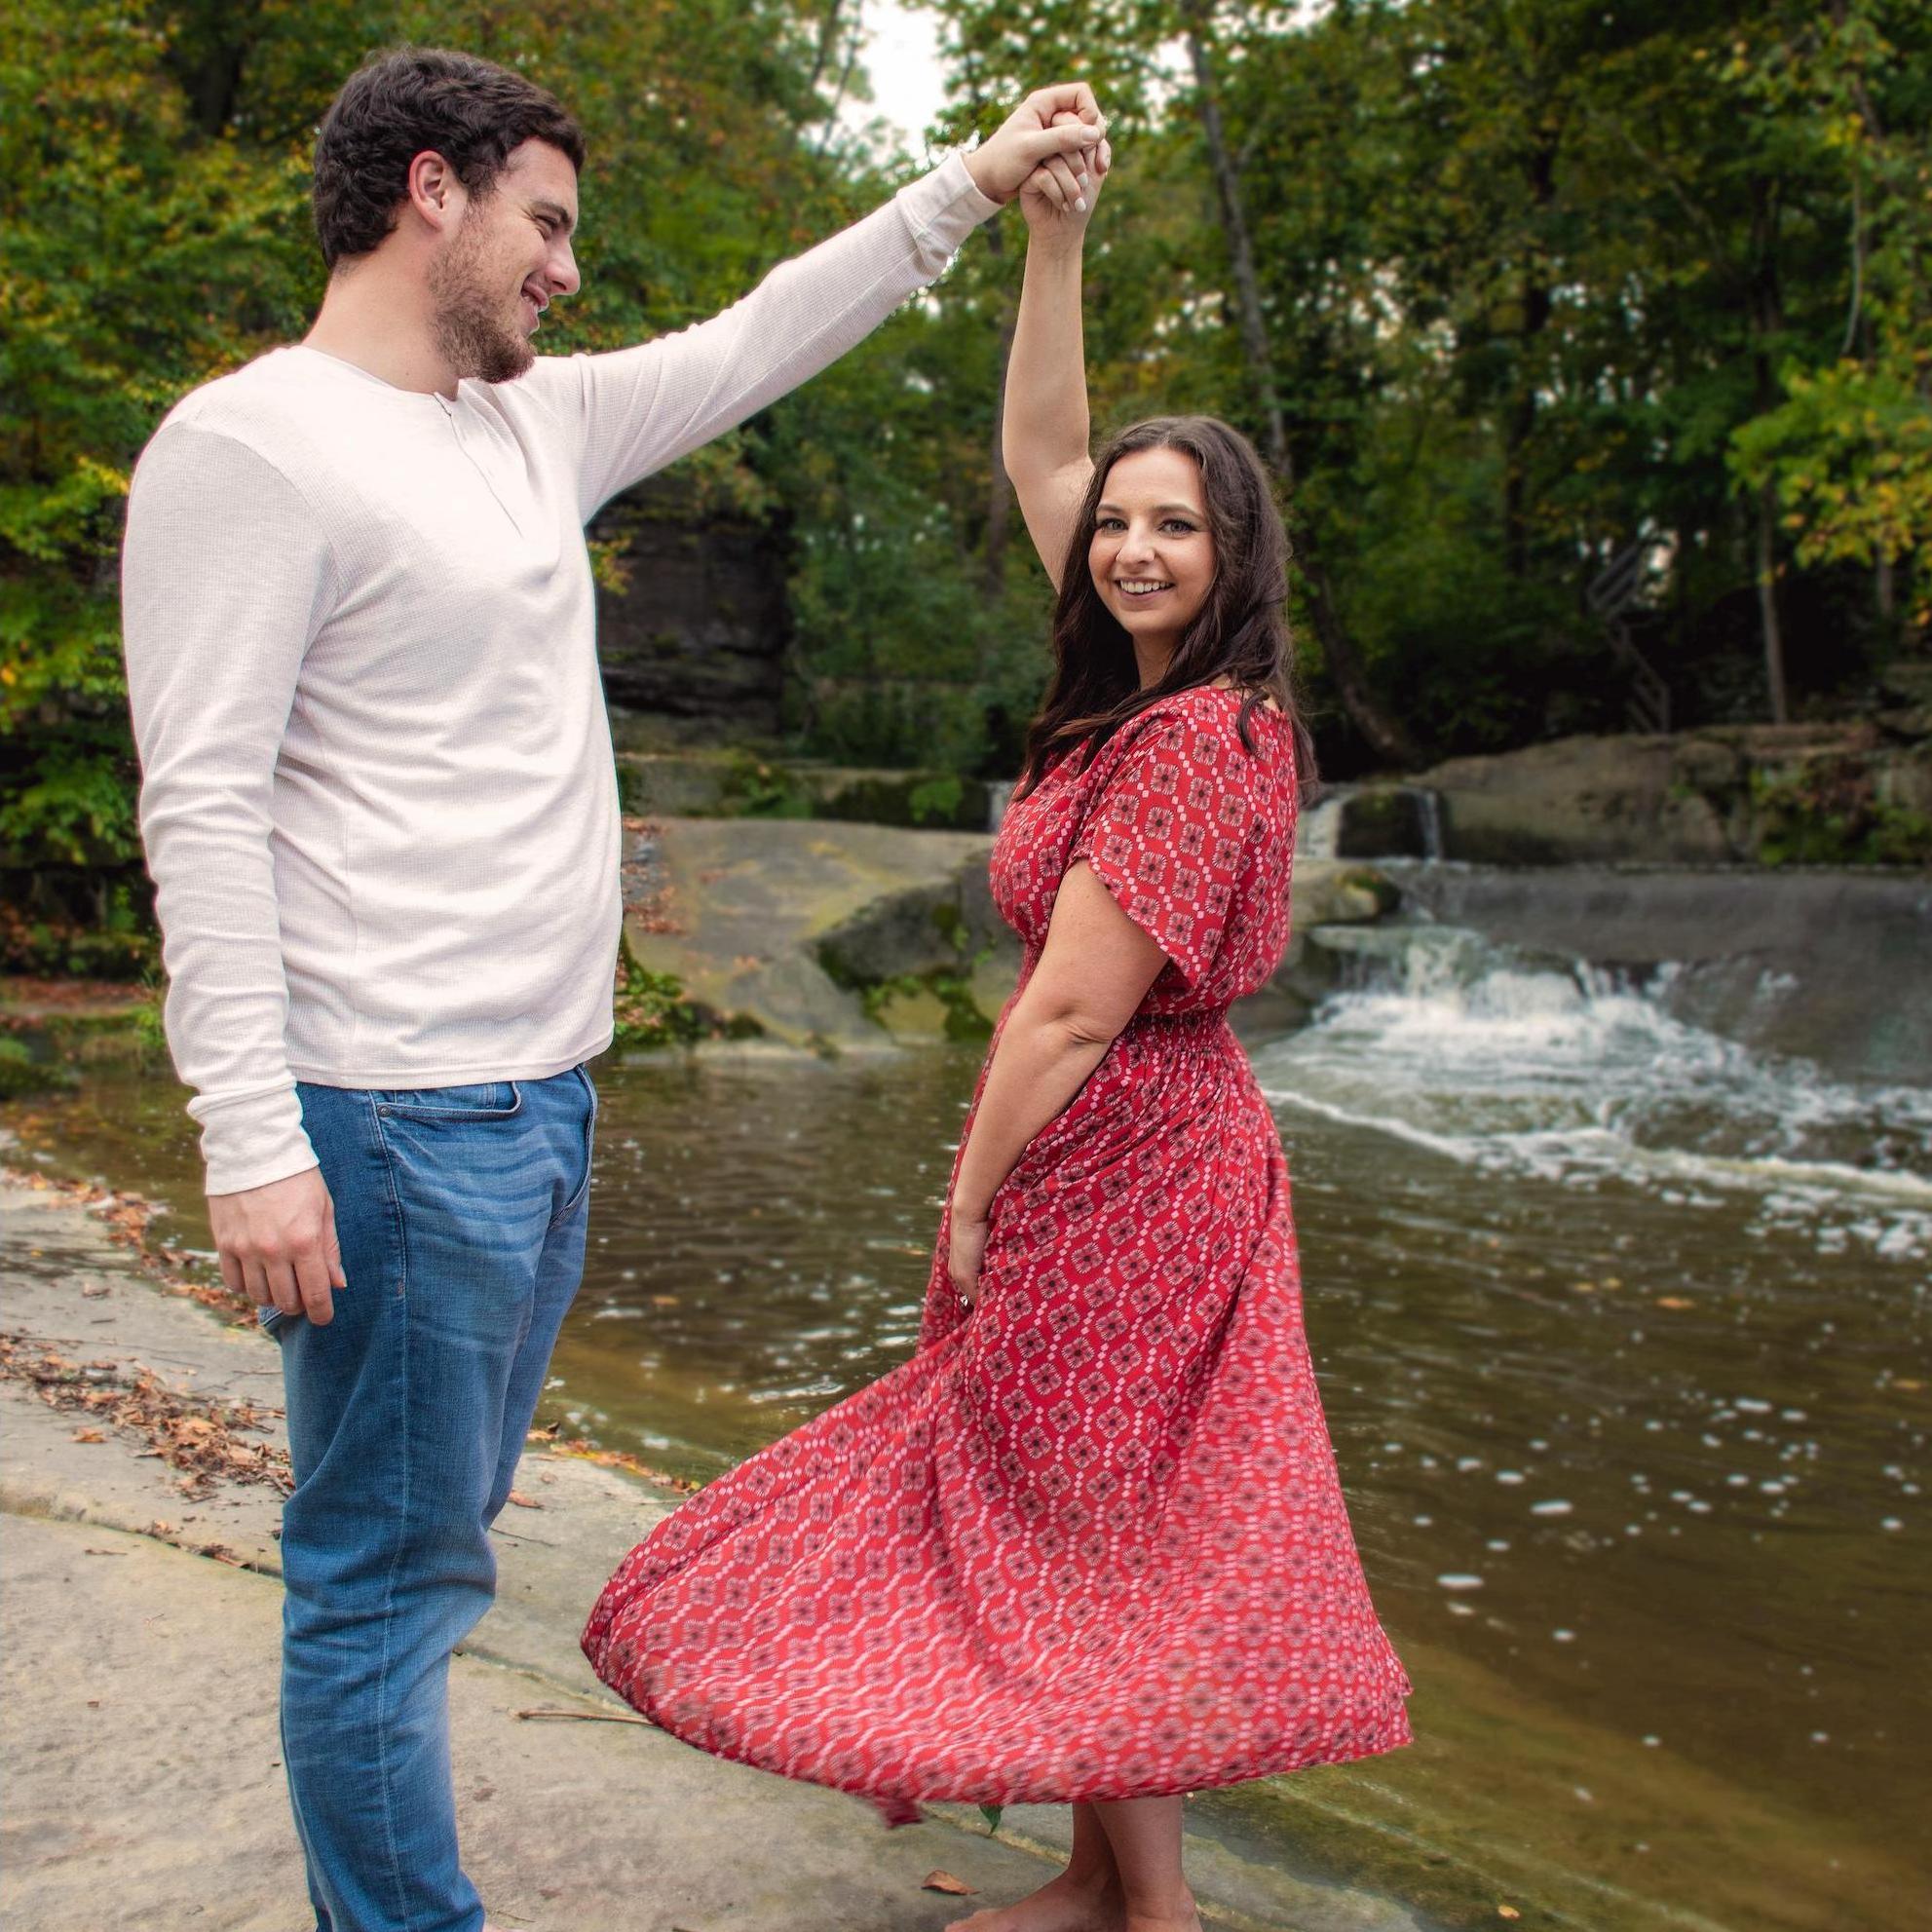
{"left": 858, "top": 966, "right": 994, "bottom": 1042}
{"left": 0, "top": 1034, "right": 63, "bottom": 1100}
{"left": 719, "top": 752, "right": 814, "bottom": 819}
{"left": 9, "top": 0, "right": 1932, "bottom": 970}
{"left": 132, "top": 981, "right": 170, "bottom": 1059}
{"left": 1749, "top": 762, "right": 1932, "bottom": 867}
{"left": 611, "top": 941, "right": 748, "bottom": 1050}
{"left": 1724, "top": 1, "right": 1932, "bottom": 629}
{"left": 0, "top": 887, "right": 156, "bottom": 979}
{"left": 907, "top": 776, "right": 966, "bottom": 826}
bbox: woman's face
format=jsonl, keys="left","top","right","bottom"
{"left": 1087, "top": 446, "right": 1216, "bottom": 665}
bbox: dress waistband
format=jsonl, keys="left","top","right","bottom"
{"left": 1118, "top": 1007, "right": 1235, "bottom": 1050}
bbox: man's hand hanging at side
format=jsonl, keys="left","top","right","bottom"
{"left": 210, "top": 1166, "right": 346, "bottom": 1327}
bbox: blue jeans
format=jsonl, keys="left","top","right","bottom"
{"left": 270, "top": 1067, "right": 597, "bottom": 1932}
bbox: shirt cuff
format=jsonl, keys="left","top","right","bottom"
{"left": 896, "top": 149, "right": 1004, "bottom": 265}
{"left": 198, "top": 1084, "right": 320, "bottom": 1198}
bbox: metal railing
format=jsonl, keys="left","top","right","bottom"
{"left": 1587, "top": 540, "right": 1671, "bottom": 735}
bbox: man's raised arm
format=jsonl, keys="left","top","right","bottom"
{"left": 552, "top": 85, "right": 1108, "bottom": 517}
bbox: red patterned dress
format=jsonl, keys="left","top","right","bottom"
{"left": 584, "top": 686, "right": 1414, "bottom": 1821}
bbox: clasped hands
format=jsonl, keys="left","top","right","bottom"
{"left": 962, "top": 84, "right": 1113, "bottom": 224}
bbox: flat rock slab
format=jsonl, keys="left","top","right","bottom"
{"left": 627, "top": 817, "right": 992, "bottom": 1047}
{"left": 0, "top": 1514, "right": 1072, "bottom": 1932}
{"left": 625, "top": 817, "right": 1394, "bottom": 1051}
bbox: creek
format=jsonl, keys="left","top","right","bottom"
{"left": 8, "top": 864, "right": 1927, "bottom": 1930}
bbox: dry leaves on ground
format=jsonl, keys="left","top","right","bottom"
{"left": 0, "top": 1331, "right": 291, "bottom": 1499}
{"left": 6, "top": 1167, "right": 256, "bottom": 1323}
{"left": 537, "top": 1432, "right": 703, "bottom": 1495}
{"left": 921, "top": 1873, "right": 975, "bottom": 1897}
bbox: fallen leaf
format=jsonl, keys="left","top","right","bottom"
{"left": 1655, "top": 1296, "right": 1693, "bottom": 1310}
{"left": 507, "top": 1490, "right": 543, "bottom": 1509}
{"left": 650, "top": 1294, "right": 680, "bottom": 1308}
{"left": 1894, "top": 1378, "right": 1923, "bottom": 1392}
{"left": 1498, "top": 1909, "right": 1521, "bottom": 1921}
{"left": 922, "top": 1872, "right": 975, "bottom": 1897}
{"left": 71, "top": 1426, "right": 105, "bottom": 1443}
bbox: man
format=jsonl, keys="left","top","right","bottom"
{"left": 120, "top": 46, "right": 1106, "bottom": 1932}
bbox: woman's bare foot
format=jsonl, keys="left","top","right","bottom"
{"left": 946, "top": 1867, "right": 1127, "bottom": 1932}
{"left": 1123, "top": 1902, "right": 1202, "bottom": 1932}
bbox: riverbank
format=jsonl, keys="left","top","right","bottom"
{"left": 0, "top": 1166, "right": 1436, "bottom": 1932}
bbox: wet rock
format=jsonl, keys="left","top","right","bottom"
{"left": 623, "top": 819, "right": 996, "bottom": 1050}
{"left": 624, "top": 821, "right": 1397, "bottom": 1049}
{"left": 616, "top": 752, "right": 996, "bottom": 831}
{"left": 1332, "top": 789, "right": 1437, "bottom": 861}
{"left": 1411, "top": 726, "right": 1931, "bottom": 867}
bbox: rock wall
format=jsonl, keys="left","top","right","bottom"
{"left": 590, "top": 477, "right": 789, "bottom": 738}
{"left": 1345, "top": 724, "right": 1932, "bottom": 867}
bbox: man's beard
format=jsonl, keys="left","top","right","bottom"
{"left": 429, "top": 221, "right": 532, "bottom": 386}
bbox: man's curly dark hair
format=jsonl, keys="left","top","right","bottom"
{"left": 313, "top": 48, "right": 587, "bottom": 269}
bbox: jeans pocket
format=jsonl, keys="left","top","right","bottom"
{"left": 555, "top": 1067, "right": 599, "bottom": 1223}
{"left": 372, "top": 1080, "right": 523, "bottom": 1123}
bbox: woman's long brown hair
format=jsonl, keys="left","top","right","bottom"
{"left": 1016, "top": 415, "right": 1318, "bottom": 800}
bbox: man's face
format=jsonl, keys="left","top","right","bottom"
{"left": 429, "top": 137, "right": 582, "bottom": 385}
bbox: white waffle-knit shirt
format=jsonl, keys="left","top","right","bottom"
{"left": 122, "top": 155, "right": 1000, "bottom": 1194}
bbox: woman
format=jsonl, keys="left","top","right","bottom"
{"left": 584, "top": 134, "right": 1413, "bottom": 1932}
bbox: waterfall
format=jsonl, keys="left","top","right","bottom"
{"left": 1249, "top": 920, "right": 1932, "bottom": 1263}
{"left": 1297, "top": 782, "right": 1443, "bottom": 861}
{"left": 1296, "top": 783, "right": 1354, "bottom": 858}
{"left": 1412, "top": 786, "right": 1445, "bottom": 862}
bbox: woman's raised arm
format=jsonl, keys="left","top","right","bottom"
{"left": 1003, "top": 126, "right": 1109, "bottom": 591}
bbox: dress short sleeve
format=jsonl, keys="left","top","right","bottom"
{"left": 1067, "top": 701, "right": 1263, "bottom": 989}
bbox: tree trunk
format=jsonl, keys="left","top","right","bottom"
{"left": 1503, "top": 139, "right": 1559, "bottom": 581}
{"left": 981, "top": 222, "right": 1018, "bottom": 613}
{"left": 1182, "top": 2, "right": 1421, "bottom": 768}
{"left": 1756, "top": 483, "right": 1789, "bottom": 725}
{"left": 165, "top": 0, "right": 267, "bottom": 138}
{"left": 1748, "top": 176, "right": 1790, "bottom": 725}
{"left": 1184, "top": 10, "right": 1287, "bottom": 476}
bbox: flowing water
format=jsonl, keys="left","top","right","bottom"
{"left": 8, "top": 920, "right": 1927, "bottom": 1931}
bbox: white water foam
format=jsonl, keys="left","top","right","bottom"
{"left": 1250, "top": 927, "right": 1932, "bottom": 1263}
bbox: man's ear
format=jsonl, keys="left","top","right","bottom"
{"left": 405, "top": 150, "right": 461, "bottom": 234}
